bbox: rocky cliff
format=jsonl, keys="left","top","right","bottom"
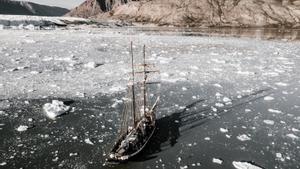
{"left": 0, "top": 0, "right": 69, "bottom": 16}
{"left": 68, "top": 0, "right": 300, "bottom": 28}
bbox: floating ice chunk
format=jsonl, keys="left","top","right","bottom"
{"left": 276, "top": 153, "right": 283, "bottom": 160}
{"left": 109, "top": 85, "right": 126, "bottom": 93}
{"left": 237, "top": 71, "right": 255, "bottom": 75}
{"left": 213, "top": 83, "right": 223, "bottom": 88}
{"left": 157, "top": 56, "right": 173, "bottom": 64}
{"left": 180, "top": 165, "right": 188, "bottom": 169}
{"left": 286, "top": 133, "right": 299, "bottom": 139}
{"left": 210, "top": 52, "right": 219, "bottom": 56}
{"left": 177, "top": 157, "right": 182, "bottom": 163}
{"left": 232, "top": 161, "right": 262, "bottom": 169}
{"left": 215, "top": 92, "right": 222, "bottom": 97}
{"left": 223, "top": 97, "right": 231, "bottom": 103}
{"left": 190, "top": 66, "right": 199, "bottom": 70}
{"left": 212, "top": 158, "right": 223, "bottom": 165}
{"left": 0, "top": 162, "right": 7, "bottom": 166}
{"left": 16, "top": 125, "right": 28, "bottom": 132}
{"left": 213, "top": 68, "right": 223, "bottom": 72}
{"left": 275, "top": 82, "right": 289, "bottom": 87}
{"left": 264, "top": 96, "right": 274, "bottom": 101}
{"left": 204, "top": 137, "right": 211, "bottom": 141}
{"left": 69, "top": 153, "right": 78, "bottom": 157}
{"left": 43, "top": 100, "right": 70, "bottom": 119}
{"left": 245, "top": 109, "right": 252, "bottom": 112}
{"left": 268, "top": 109, "right": 282, "bottom": 114}
{"left": 24, "top": 39, "right": 36, "bottom": 44}
{"left": 220, "top": 128, "right": 228, "bottom": 133}
{"left": 84, "top": 62, "right": 97, "bottom": 69}
{"left": 211, "top": 59, "right": 225, "bottom": 64}
{"left": 292, "top": 128, "right": 300, "bottom": 132}
{"left": 161, "top": 72, "right": 169, "bottom": 78}
{"left": 76, "top": 92, "right": 85, "bottom": 98}
{"left": 237, "top": 134, "right": 251, "bottom": 141}
{"left": 84, "top": 138, "right": 94, "bottom": 145}
{"left": 182, "top": 87, "right": 187, "bottom": 91}
{"left": 111, "top": 99, "right": 122, "bottom": 108}
{"left": 30, "top": 71, "right": 40, "bottom": 74}
{"left": 0, "top": 111, "right": 5, "bottom": 115}
{"left": 211, "top": 107, "right": 217, "bottom": 112}
{"left": 215, "top": 103, "right": 224, "bottom": 107}
{"left": 52, "top": 157, "right": 58, "bottom": 162}
{"left": 262, "top": 72, "right": 279, "bottom": 77}
{"left": 263, "top": 120, "right": 275, "bottom": 125}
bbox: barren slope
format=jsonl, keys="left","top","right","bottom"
{"left": 68, "top": 0, "right": 300, "bottom": 27}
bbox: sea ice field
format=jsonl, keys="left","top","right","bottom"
{"left": 0, "top": 27, "right": 299, "bottom": 169}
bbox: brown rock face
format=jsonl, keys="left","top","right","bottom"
{"left": 68, "top": 0, "right": 300, "bottom": 27}
{"left": 66, "top": 0, "right": 102, "bottom": 18}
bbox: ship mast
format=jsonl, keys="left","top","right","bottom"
{"left": 130, "top": 42, "right": 136, "bottom": 127}
{"left": 143, "top": 45, "right": 147, "bottom": 115}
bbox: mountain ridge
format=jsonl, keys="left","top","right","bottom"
{"left": 0, "top": 0, "right": 69, "bottom": 16}
{"left": 68, "top": 0, "right": 300, "bottom": 28}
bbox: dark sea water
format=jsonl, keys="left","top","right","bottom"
{"left": 1, "top": 80, "right": 299, "bottom": 169}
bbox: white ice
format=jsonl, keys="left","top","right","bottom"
{"left": 232, "top": 161, "right": 262, "bottom": 169}
{"left": 268, "top": 109, "right": 283, "bottom": 114}
{"left": 43, "top": 100, "right": 70, "bottom": 119}
{"left": 84, "top": 138, "right": 94, "bottom": 145}
{"left": 212, "top": 158, "right": 223, "bottom": 165}
{"left": 16, "top": 125, "right": 28, "bottom": 132}
{"left": 237, "top": 134, "right": 251, "bottom": 141}
{"left": 263, "top": 120, "right": 275, "bottom": 125}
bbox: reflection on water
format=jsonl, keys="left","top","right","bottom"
{"left": 133, "top": 88, "right": 272, "bottom": 162}
{"left": 126, "top": 27, "right": 300, "bottom": 41}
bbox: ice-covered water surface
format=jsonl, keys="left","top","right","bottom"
{"left": 0, "top": 28, "right": 299, "bottom": 169}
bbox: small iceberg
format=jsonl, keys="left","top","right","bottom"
{"left": 43, "top": 100, "right": 70, "bottom": 119}
{"left": 232, "top": 161, "right": 263, "bottom": 169}
{"left": 16, "top": 125, "right": 29, "bottom": 132}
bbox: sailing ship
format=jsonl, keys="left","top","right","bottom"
{"left": 107, "top": 42, "right": 160, "bottom": 162}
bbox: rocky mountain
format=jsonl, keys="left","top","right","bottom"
{"left": 0, "top": 0, "right": 69, "bottom": 16}
{"left": 68, "top": 0, "right": 300, "bottom": 28}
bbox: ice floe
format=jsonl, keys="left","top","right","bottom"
{"left": 268, "top": 109, "right": 282, "bottom": 114}
{"left": 109, "top": 85, "right": 126, "bottom": 93}
{"left": 276, "top": 153, "right": 284, "bottom": 161}
{"left": 286, "top": 133, "right": 299, "bottom": 139}
{"left": 213, "top": 83, "right": 223, "bottom": 88}
{"left": 180, "top": 165, "right": 188, "bottom": 169}
{"left": 84, "top": 62, "right": 98, "bottom": 69}
{"left": 0, "top": 162, "right": 7, "bottom": 166}
{"left": 237, "top": 134, "right": 251, "bottom": 141}
{"left": 43, "top": 100, "right": 70, "bottom": 119}
{"left": 212, "top": 158, "right": 223, "bottom": 165}
{"left": 220, "top": 128, "right": 229, "bottom": 133}
{"left": 84, "top": 138, "right": 94, "bottom": 145}
{"left": 215, "top": 103, "right": 224, "bottom": 107}
{"left": 263, "top": 120, "right": 275, "bottom": 125}
{"left": 204, "top": 137, "right": 211, "bottom": 141}
{"left": 16, "top": 125, "right": 29, "bottom": 132}
{"left": 264, "top": 96, "right": 274, "bottom": 101}
{"left": 232, "top": 161, "right": 262, "bottom": 169}
{"left": 69, "top": 152, "right": 78, "bottom": 157}
{"left": 275, "top": 82, "right": 289, "bottom": 87}
{"left": 223, "top": 97, "right": 232, "bottom": 103}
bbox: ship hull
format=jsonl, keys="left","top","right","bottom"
{"left": 107, "top": 123, "right": 156, "bottom": 163}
